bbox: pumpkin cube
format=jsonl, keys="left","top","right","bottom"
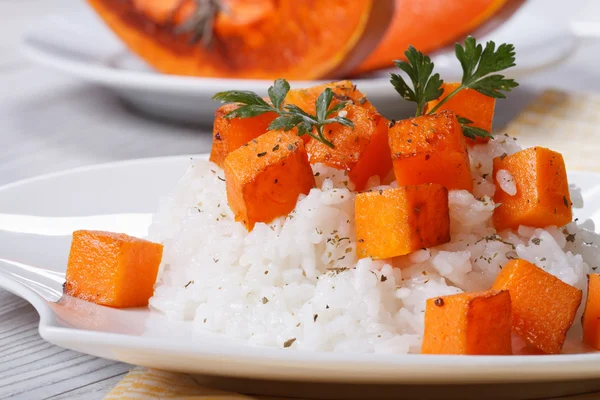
{"left": 64, "top": 230, "right": 164, "bottom": 308}
{"left": 388, "top": 110, "right": 472, "bottom": 191}
{"left": 355, "top": 184, "right": 450, "bottom": 259}
{"left": 285, "top": 80, "right": 377, "bottom": 115}
{"left": 224, "top": 130, "right": 315, "bottom": 230}
{"left": 422, "top": 290, "right": 512, "bottom": 355}
{"left": 493, "top": 147, "right": 572, "bottom": 231}
{"left": 425, "top": 82, "right": 496, "bottom": 144}
{"left": 492, "top": 259, "right": 582, "bottom": 354}
{"left": 306, "top": 104, "right": 392, "bottom": 190}
{"left": 209, "top": 103, "right": 277, "bottom": 167}
{"left": 583, "top": 274, "right": 600, "bottom": 350}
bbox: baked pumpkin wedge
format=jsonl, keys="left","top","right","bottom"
{"left": 88, "top": 0, "right": 394, "bottom": 79}
{"left": 354, "top": 0, "right": 516, "bottom": 74}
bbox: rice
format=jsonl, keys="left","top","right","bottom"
{"left": 148, "top": 134, "right": 600, "bottom": 353}
{"left": 496, "top": 169, "right": 517, "bottom": 196}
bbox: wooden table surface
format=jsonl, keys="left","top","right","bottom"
{"left": 2, "top": 1, "right": 600, "bottom": 399}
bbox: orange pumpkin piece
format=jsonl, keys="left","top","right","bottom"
{"left": 224, "top": 130, "right": 315, "bottom": 230}
{"left": 209, "top": 103, "right": 277, "bottom": 167}
{"left": 388, "top": 110, "right": 472, "bottom": 191}
{"left": 355, "top": 184, "right": 450, "bottom": 260}
{"left": 306, "top": 104, "right": 392, "bottom": 190}
{"left": 493, "top": 147, "right": 572, "bottom": 231}
{"left": 87, "top": 0, "right": 394, "bottom": 80}
{"left": 64, "top": 230, "right": 163, "bottom": 308}
{"left": 354, "top": 0, "right": 511, "bottom": 73}
{"left": 492, "top": 259, "right": 582, "bottom": 354}
{"left": 422, "top": 290, "right": 512, "bottom": 355}
{"left": 425, "top": 82, "right": 496, "bottom": 145}
{"left": 285, "top": 81, "right": 377, "bottom": 115}
{"left": 583, "top": 274, "right": 600, "bottom": 350}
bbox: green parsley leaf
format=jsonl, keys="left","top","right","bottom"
{"left": 268, "top": 114, "right": 304, "bottom": 132}
{"left": 390, "top": 46, "right": 444, "bottom": 116}
{"left": 213, "top": 79, "right": 353, "bottom": 148}
{"left": 225, "top": 104, "right": 273, "bottom": 119}
{"left": 327, "top": 117, "right": 353, "bottom": 128}
{"left": 316, "top": 88, "right": 335, "bottom": 122}
{"left": 276, "top": 104, "right": 330, "bottom": 144}
{"left": 267, "top": 78, "right": 290, "bottom": 111}
{"left": 456, "top": 37, "right": 517, "bottom": 97}
{"left": 284, "top": 104, "right": 315, "bottom": 119}
{"left": 456, "top": 116, "right": 493, "bottom": 140}
{"left": 212, "top": 90, "right": 270, "bottom": 108}
{"left": 455, "top": 116, "right": 474, "bottom": 125}
{"left": 460, "top": 124, "right": 493, "bottom": 140}
{"left": 428, "top": 36, "right": 518, "bottom": 114}
{"left": 468, "top": 74, "right": 519, "bottom": 98}
{"left": 297, "top": 121, "right": 316, "bottom": 137}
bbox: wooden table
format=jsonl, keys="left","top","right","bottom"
{"left": 1, "top": 1, "right": 600, "bottom": 399}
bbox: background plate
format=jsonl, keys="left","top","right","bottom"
{"left": 21, "top": 2, "right": 577, "bottom": 124}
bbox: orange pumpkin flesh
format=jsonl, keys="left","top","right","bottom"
{"left": 306, "top": 104, "right": 392, "bottom": 191}
{"left": 285, "top": 81, "right": 377, "bottom": 115}
{"left": 88, "top": 0, "right": 394, "bottom": 80}
{"left": 65, "top": 230, "right": 163, "bottom": 308}
{"left": 354, "top": 0, "right": 509, "bottom": 74}
{"left": 425, "top": 82, "right": 496, "bottom": 145}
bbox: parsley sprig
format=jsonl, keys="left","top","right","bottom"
{"left": 390, "top": 48, "right": 443, "bottom": 117}
{"left": 390, "top": 36, "right": 518, "bottom": 139}
{"left": 430, "top": 37, "right": 518, "bottom": 113}
{"left": 456, "top": 116, "right": 493, "bottom": 140}
{"left": 212, "top": 79, "right": 353, "bottom": 148}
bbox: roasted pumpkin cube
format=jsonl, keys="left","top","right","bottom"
{"left": 209, "top": 103, "right": 277, "bottom": 167}
{"left": 492, "top": 259, "right": 582, "bottom": 354}
{"left": 64, "top": 230, "right": 163, "bottom": 308}
{"left": 306, "top": 104, "right": 392, "bottom": 190}
{"left": 493, "top": 147, "right": 572, "bottom": 231}
{"left": 583, "top": 274, "right": 600, "bottom": 350}
{"left": 224, "top": 130, "right": 315, "bottom": 230}
{"left": 388, "top": 111, "right": 472, "bottom": 191}
{"left": 425, "top": 82, "right": 496, "bottom": 145}
{"left": 355, "top": 184, "right": 450, "bottom": 259}
{"left": 422, "top": 290, "right": 512, "bottom": 355}
{"left": 285, "top": 80, "right": 377, "bottom": 115}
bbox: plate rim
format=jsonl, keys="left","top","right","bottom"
{"left": 19, "top": 18, "right": 391, "bottom": 92}
{"left": 2, "top": 155, "right": 600, "bottom": 384}
{"left": 19, "top": 8, "right": 578, "bottom": 94}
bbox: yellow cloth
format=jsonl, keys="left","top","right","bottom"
{"left": 106, "top": 90, "right": 600, "bottom": 400}
{"left": 106, "top": 368, "right": 600, "bottom": 400}
{"left": 503, "top": 89, "right": 600, "bottom": 171}
{"left": 105, "top": 368, "right": 261, "bottom": 399}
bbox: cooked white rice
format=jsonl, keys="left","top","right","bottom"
{"left": 148, "top": 134, "right": 600, "bottom": 354}
{"left": 496, "top": 169, "right": 517, "bottom": 196}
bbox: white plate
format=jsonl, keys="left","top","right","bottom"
{"left": 1, "top": 155, "right": 600, "bottom": 399}
{"left": 21, "top": 2, "right": 577, "bottom": 124}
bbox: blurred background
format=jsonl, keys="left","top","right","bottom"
{"left": 1, "top": 0, "right": 600, "bottom": 186}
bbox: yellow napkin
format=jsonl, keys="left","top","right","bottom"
{"left": 502, "top": 89, "right": 600, "bottom": 171}
{"left": 105, "top": 367, "right": 600, "bottom": 400}
{"left": 105, "top": 367, "right": 261, "bottom": 399}
{"left": 106, "top": 90, "right": 600, "bottom": 400}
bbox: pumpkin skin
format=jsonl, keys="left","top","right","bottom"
{"left": 354, "top": 0, "right": 513, "bottom": 74}
{"left": 87, "top": 0, "right": 395, "bottom": 79}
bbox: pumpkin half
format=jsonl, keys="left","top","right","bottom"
{"left": 354, "top": 0, "right": 513, "bottom": 74}
{"left": 88, "top": 0, "right": 395, "bottom": 79}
